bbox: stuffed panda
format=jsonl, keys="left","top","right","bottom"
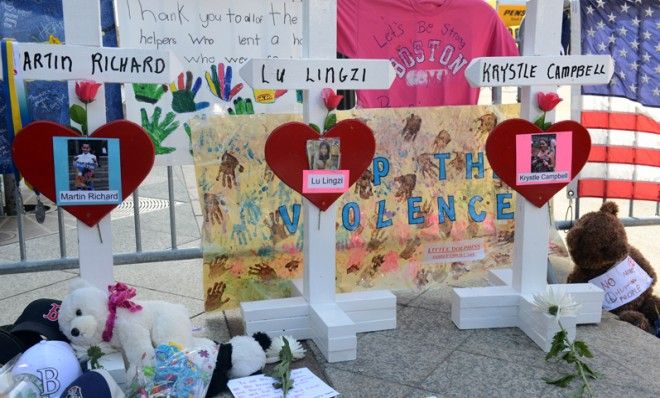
{"left": 206, "top": 332, "right": 271, "bottom": 395}
{"left": 206, "top": 332, "right": 306, "bottom": 396}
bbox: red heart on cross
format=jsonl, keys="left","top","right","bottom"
{"left": 264, "top": 120, "right": 375, "bottom": 211}
{"left": 486, "top": 118, "right": 591, "bottom": 207}
{"left": 12, "top": 120, "right": 155, "bottom": 226}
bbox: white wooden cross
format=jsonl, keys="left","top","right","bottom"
{"left": 238, "top": 0, "right": 397, "bottom": 362}
{"left": 0, "top": 0, "right": 176, "bottom": 290}
{"left": 452, "top": 0, "right": 613, "bottom": 351}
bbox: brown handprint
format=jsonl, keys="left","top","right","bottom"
{"left": 264, "top": 211, "right": 289, "bottom": 244}
{"left": 432, "top": 129, "right": 452, "bottom": 152}
{"left": 416, "top": 153, "right": 439, "bottom": 180}
{"left": 415, "top": 269, "right": 430, "bottom": 288}
{"left": 450, "top": 262, "right": 469, "bottom": 280}
{"left": 216, "top": 151, "right": 244, "bottom": 189}
{"left": 416, "top": 200, "right": 433, "bottom": 229}
{"left": 368, "top": 254, "right": 385, "bottom": 277}
{"left": 248, "top": 263, "right": 277, "bottom": 281}
{"left": 346, "top": 264, "right": 361, "bottom": 274}
{"left": 448, "top": 151, "right": 465, "bottom": 178}
{"left": 394, "top": 174, "right": 416, "bottom": 201}
{"left": 400, "top": 236, "right": 422, "bottom": 259}
{"left": 284, "top": 259, "right": 300, "bottom": 272}
{"left": 203, "top": 193, "right": 224, "bottom": 225}
{"left": 367, "top": 229, "right": 387, "bottom": 251}
{"left": 354, "top": 169, "right": 374, "bottom": 199}
{"left": 497, "top": 229, "right": 514, "bottom": 244}
{"left": 472, "top": 112, "right": 497, "bottom": 141}
{"left": 401, "top": 113, "right": 422, "bottom": 142}
{"left": 208, "top": 254, "right": 230, "bottom": 279}
{"left": 206, "top": 281, "right": 230, "bottom": 310}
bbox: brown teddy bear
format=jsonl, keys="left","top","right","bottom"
{"left": 566, "top": 201, "right": 658, "bottom": 333}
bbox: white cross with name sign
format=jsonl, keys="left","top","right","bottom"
{"left": 0, "top": 0, "right": 176, "bottom": 290}
{"left": 238, "top": 0, "right": 397, "bottom": 363}
{"left": 451, "top": 0, "right": 613, "bottom": 352}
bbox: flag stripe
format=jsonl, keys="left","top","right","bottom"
{"left": 589, "top": 146, "right": 660, "bottom": 167}
{"left": 580, "top": 163, "right": 659, "bottom": 183}
{"left": 588, "top": 129, "right": 659, "bottom": 149}
{"left": 578, "top": 180, "right": 660, "bottom": 201}
{"left": 581, "top": 111, "right": 660, "bottom": 135}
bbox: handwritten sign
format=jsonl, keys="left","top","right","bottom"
{"left": 589, "top": 256, "right": 653, "bottom": 311}
{"left": 241, "top": 58, "right": 396, "bottom": 90}
{"left": 465, "top": 55, "right": 614, "bottom": 87}
{"left": 227, "top": 367, "right": 338, "bottom": 398}
{"left": 302, "top": 170, "right": 350, "bottom": 193}
{"left": 115, "top": 0, "right": 305, "bottom": 165}
{"left": 7, "top": 42, "right": 175, "bottom": 83}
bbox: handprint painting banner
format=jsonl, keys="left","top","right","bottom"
{"left": 192, "top": 104, "right": 575, "bottom": 311}
{"left": 115, "top": 0, "right": 304, "bottom": 165}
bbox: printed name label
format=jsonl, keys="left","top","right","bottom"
{"left": 302, "top": 170, "right": 350, "bottom": 193}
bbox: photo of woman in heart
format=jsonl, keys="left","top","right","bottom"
{"left": 307, "top": 138, "right": 341, "bottom": 170}
{"left": 531, "top": 134, "right": 556, "bottom": 173}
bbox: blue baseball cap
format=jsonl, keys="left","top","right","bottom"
{"left": 60, "top": 369, "right": 124, "bottom": 398}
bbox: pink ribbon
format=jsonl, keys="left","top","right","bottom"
{"left": 102, "top": 282, "right": 143, "bottom": 342}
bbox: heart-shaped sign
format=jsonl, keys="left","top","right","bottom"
{"left": 12, "top": 120, "right": 155, "bottom": 226}
{"left": 265, "top": 120, "right": 375, "bottom": 211}
{"left": 486, "top": 119, "right": 591, "bottom": 207}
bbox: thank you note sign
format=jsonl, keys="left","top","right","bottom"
{"left": 589, "top": 256, "right": 653, "bottom": 311}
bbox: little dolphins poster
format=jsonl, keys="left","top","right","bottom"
{"left": 192, "top": 104, "right": 571, "bottom": 311}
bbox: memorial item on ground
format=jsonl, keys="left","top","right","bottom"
{"left": 57, "top": 280, "right": 196, "bottom": 367}
{"left": 532, "top": 288, "right": 599, "bottom": 397}
{"left": 566, "top": 202, "right": 659, "bottom": 334}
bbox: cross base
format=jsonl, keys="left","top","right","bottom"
{"left": 451, "top": 268, "right": 604, "bottom": 352}
{"left": 241, "top": 280, "right": 396, "bottom": 362}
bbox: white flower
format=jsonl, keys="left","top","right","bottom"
{"left": 532, "top": 287, "right": 580, "bottom": 318}
{"left": 265, "top": 335, "right": 306, "bottom": 364}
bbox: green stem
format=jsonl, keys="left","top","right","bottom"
{"left": 559, "top": 321, "right": 594, "bottom": 398}
{"left": 83, "top": 103, "right": 88, "bottom": 136}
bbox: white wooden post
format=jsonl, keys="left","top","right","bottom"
{"left": 239, "top": 0, "right": 397, "bottom": 362}
{"left": 452, "top": 0, "right": 612, "bottom": 351}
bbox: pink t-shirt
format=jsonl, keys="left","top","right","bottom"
{"left": 338, "top": 0, "right": 519, "bottom": 108}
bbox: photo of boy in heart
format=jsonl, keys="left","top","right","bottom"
{"left": 307, "top": 138, "right": 341, "bottom": 170}
{"left": 69, "top": 139, "right": 107, "bottom": 191}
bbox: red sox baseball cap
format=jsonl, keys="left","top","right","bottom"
{"left": 10, "top": 299, "right": 69, "bottom": 348}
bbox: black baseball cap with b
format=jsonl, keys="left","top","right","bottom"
{"left": 10, "top": 298, "right": 69, "bottom": 348}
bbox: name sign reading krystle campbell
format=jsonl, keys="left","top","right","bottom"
{"left": 10, "top": 42, "right": 176, "bottom": 83}
{"left": 465, "top": 55, "right": 614, "bottom": 87}
{"left": 302, "top": 170, "right": 350, "bottom": 194}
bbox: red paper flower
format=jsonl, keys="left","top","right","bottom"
{"left": 75, "top": 80, "right": 102, "bottom": 104}
{"left": 537, "top": 92, "right": 562, "bottom": 112}
{"left": 322, "top": 88, "right": 343, "bottom": 111}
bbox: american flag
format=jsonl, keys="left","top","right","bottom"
{"left": 579, "top": 0, "right": 659, "bottom": 201}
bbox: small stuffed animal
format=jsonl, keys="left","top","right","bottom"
{"left": 206, "top": 332, "right": 271, "bottom": 395}
{"left": 58, "top": 279, "right": 194, "bottom": 367}
{"left": 206, "top": 332, "right": 306, "bottom": 395}
{"left": 566, "top": 202, "right": 659, "bottom": 333}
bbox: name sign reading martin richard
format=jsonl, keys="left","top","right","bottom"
{"left": 302, "top": 170, "right": 350, "bottom": 194}
{"left": 11, "top": 42, "right": 175, "bottom": 84}
{"left": 465, "top": 55, "right": 614, "bottom": 87}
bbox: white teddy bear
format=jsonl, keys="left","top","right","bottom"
{"left": 58, "top": 279, "right": 194, "bottom": 367}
